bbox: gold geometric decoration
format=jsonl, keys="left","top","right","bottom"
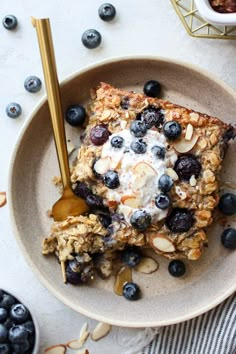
{"left": 171, "top": 0, "right": 236, "bottom": 39}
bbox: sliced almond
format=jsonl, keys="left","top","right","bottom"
{"left": 121, "top": 195, "right": 141, "bottom": 208}
{"left": 189, "top": 175, "right": 197, "bottom": 186}
{"left": 189, "top": 112, "right": 199, "bottom": 122}
{"left": 0, "top": 192, "right": 7, "bottom": 207}
{"left": 134, "top": 257, "right": 159, "bottom": 274}
{"left": 93, "top": 157, "right": 111, "bottom": 175}
{"left": 175, "top": 186, "right": 187, "bottom": 200}
{"left": 91, "top": 322, "right": 111, "bottom": 341}
{"left": 185, "top": 124, "right": 193, "bottom": 141}
{"left": 173, "top": 134, "right": 199, "bottom": 154}
{"left": 44, "top": 344, "right": 66, "bottom": 354}
{"left": 166, "top": 168, "right": 178, "bottom": 181}
{"left": 80, "top": 323, "right": 89, "bottom": 339}
{"left": 77, "top": 349, "right": 89, "bottom": 354}
{"left": 151, "top": 234, "right": 175, "bottom": 253}
{"left": 133, "top": 161, "right": 157, "bottom": 188}
{"left": 101, "top": 109, "right": 111, "bottom": 121}
{"left": 67, "top": 340, "right": 83, "bottom": 350}
{"left": 118, "top": 204, "right": 132, "bottom": 220}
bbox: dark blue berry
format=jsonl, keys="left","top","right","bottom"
{"left": 12, "top": 340, "right": 30, "bottom": 353}
{"left": 168, "top": 260, "right": 186, "bottom": 277}
{"left": 0, "top": 291, "right": 3, "bottom": 301}
{"left": 103, "top": 170, "right": 120, "bottom": 189}
{"left": 98, "top": 3, "right": 116, "bottom": 21}
{"left": 120, "top": 96, "right": 129, "bottom": 109}
{"left": 130, "top": 120, "right": 147, "bottom": 137}
{"left": 90, "top": 124, "right": 110, "bottom": 145}
{"left": 174, "top": 155, "right": 201, "bottom": 181}
{"left": 155, "top": 194, "right": 171, "bottom": 210}
{"left": 122, "top": 247, "right": 141, "bottom": 268}
{"left": 24, "top": 76, "right": 42, "bottom": 93}
{"left": 86, "top": 194, "right": 104, "bottom": 210}
{"left": 21, "top": 321, "right": 34, "bottom": 336}
{"left": 66, "top": 260, "right": 93, "bottom": 284}
{"left": 98, "top": 213, "right": 112, "bottom": 228}
{"left": 218, "top": 193, "right": 236, "bottom": 216}
{"left": 6, "top": 103, "right": 22, "bottom": 119}
{"left": 130, "top": 210, "right": 151, "bottom": 231}
{"left": 221, "top": 228, "right": 236, "bottom": 250}
{"left": 8, "top": 325, "right": 28, "bottom": 344}
{"left": 158, "top": 174, "right": 173, "bottom": 193}
{"left": 2, "top": 15, "right": 17, "bottom": 30}
{"left": 136, "top": 105, "right": 164, "bottom": 129}
{"left": 82, "top": 29, "right": 102, "bottom": 49}
{"left": 163, "top": 121, "right": 182, "bottom": 140}
{"left": 0, "top": 324, "right": 8, "bottom": 343}
{"left": 111, "top": 136, "right": 124, "bottom": 148}
{"left": 65, "top": 105, "right": 86, "bottom": 127}
{"left": 73, "top": 182, "right": 91, "bottom": 199}
{"left": 166, "top": 208, "right": 194, "bottom": 233}
{"left": 151, "top": 145, "right": 166, "bottom": 159}
{"left": 3, "top": 318, "right": 15, "bottom": 330}
{"left": 130, "top": 139, "right": 147, "bottom": 154}
{"left": 0, "top": 309, "right": 7, "bottom": 323}
{"left": 10, "top": 304, "right": 29, "bottom": 324}
{"left": 0, "top": 295, "right": 15, "bottom": 310}
{"left": 143, "top": 80, "right": 161, "bottom": 98}
{"left": 123, "top": 282, "right": 140, "bottom": 301}
{"left": 0, "top": 343, "right": 11, "bottom": 354}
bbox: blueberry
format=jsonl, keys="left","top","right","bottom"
{"left": 103, "top": 170, "right": 120, "bottom": 189}
{"left": 123, "top": 282, "right": 140, "bottom": 301}
{"left": 0, "top": 291, "right": 4, "bottom": 301}
{"left": 130, "top": 210, "right": 151, "bottom": 231}
{"left": 9, "top": 325, "right": 28, "bottom": 344}
{"left": 90, "top": 124, "right": 110, "bottom": 145}
{"left": 130, "top": 139, "right": 147, "bottom": 154}
{"left": 120, "top": 96, "right": 129, "bottom": 110}
{"left": 136, "top": 105, "right": 164, "bottom": 129}
{"left": 110, "top": 136, "right": 124, "bottom": 148}
{"left": 143, "top": 80, "right": 161, "bottom": 98}
{"left": 3, "top": 318, "right": 15, "bottom": 330}
{"left": 12, "top": 340, "right": 30, "bottom": 353}
{"left": 130, "top": 120, "right": 147, "bottom": 137}
{"left": 81, "top": 29, "right": 102, "bottom": 49}
{"left": 24, "top": 76, "right": 42, "bottom": 93}
{"left": 73, "top": 182, "right": 91, "bottom": 199}
{"left": 166, "top": 208, "right": 194, "bottom": 233}
{"left": 155, "top": 194, "right": 171, "bottom": 210}
{"left": 98, "top": 213, "right": 112, "bottom": 228}
{"left": 158, "top": 174, "right": 173, "bottom": 193}
{"left": 163, "top": 121, "right": 182, "bottom": 140}
{"left": 0, "top": 294, "right": 15, "bottom": 310}
{"left": 218, "top": 193, "right": 236, "bottom": 216}
{"left": 66, "top": 260, "right": 93, "bottom": 284}
{"left": 98, "top": 3, "right": 116, "bottom": 21}
{"left": 122, "top": 247, "right": 141, "bottom": 268}
{"left": 65, "top": 263, "right": 82, "bottom": 285}
{"left": 65, "top": 104, "right": 86, "bottom": 127}
{"left": 10, "top": 304, "right": 29, "bottom": 324}
{"left": 174, "top": 155, "right": 202, "bottom": 181}
{"left": 168, "top": 260, "right": 186, "bottom": 277}
{"left": 86, "top": 194, "right": 104, "bottom": 210}
{"left": 0, "top": 324, "right": 8, "bottom": 343}
{"left": 2, "top": 15, "right": 17, "bottom": 30}
{"left": 0, "top": 309, "right": 7, "bottom": 323}
{"left": 151, "top": 145, "right": 166, "bottom": 159}
{"left": 21, "top": 321, "right": 34, "bottom": 336}
{"left": 0, "top": 343, "right": 11, "bottom": 354}
{"left": 6, "top": 103, "right": 22, "bottom": 119}
{"left": 221, "top": 228, "right": 236, "bottom": 250}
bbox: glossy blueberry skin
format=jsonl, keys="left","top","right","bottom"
{"left": 103, "top": 170, "right": 120, "bottom": 189}
{"left": 218, "top": 193, "right": 236, "bottom": 216}
{"left": 73, "top": 182, "right": 91, "bottom": 199}
{"left": 123, "top": 282, "right": 141, "bottom": 301}
{"left": 221, "top": 228, "right": 236, "bottom": 250}
{"left": 136, "top": 105, "right": 164, "bottom": 129}
{"left": 2, "top": 15, "right": 17, "bottom": 30}
{"left": 163, "top": 121, "right": 182, "bottom": 140}
{"left": 22, "top": 321, "right": 34, "bottom": 336}
{"left": 151, "top": 145, "right": 166, "bottom": 159}
{"left": 155, "top": 194, "right": 171, "bottom": 210}
{"left": 168, "top": 260, "right": 186, "bottom": 277}
{"left": 0, "top": 309, "right": 7, "bottom": 323}
{"left": 86, "top": 194, "right": 104, "bottom": 210}
{"left": 12, "top": 340, "right": 30, "bottom": 353}
{"left": 82, "top": 29, "right": 102, "bottom": 49}
{"left": 8, "top": 325, "right": 28, "bottom": 344}
{"left": 0, "top": 324, "right": 8, "bottom": 343}
{"left": 0, "top": 343, "right": 11, "bottom": 354}
{"left": 111, "top": 135, "right": 124, "bottom": 148}
{"left": 98, "top": 3, "right": 116, "bottom": 21}
{"left": 24, "top": 76, "right": 42, "bottom": 93}
{"left": 158, "top": 174, "right": 173, "bottom": 193}
{"left": 130, "top": 210, "right": 151, "bottom": 231}
{"left": 166, "top": 208, "right": 194, "bottom": 233}
{"left": 122, "top": 247, "right": 141, "bottom": 268}
{"left": 130, "top": 120, "right": 147, "bottom": 138}
{"left": 6, "top": 103, "right": 22, "bottom": 119}
{"left": 174, "top": 155, "right": 202, "bottom": 181}
{"left": 10, "top": 304, "right": 29, "bottom": 324}
{"left": 0, "top": 294, "right": 15, "bottom": 310}
{"left": 65, "top": 104, "right": 86, "bottom": 127}
{"left": 90, "top": 124, "right": 110, "bottom": 146}
{"left": 130, "top": 139, "right": 147, "bottom": 154}
{"left": 143, "top": 80, "right": 161, "bottom": 98}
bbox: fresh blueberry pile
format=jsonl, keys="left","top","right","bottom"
{"left": 24, "top": 76, "right": 42, "bottom": 94}
{"left": 0, "top": 290, "right": 35, "bottom": 353}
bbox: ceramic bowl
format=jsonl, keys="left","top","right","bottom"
{"left": 195, "top": 0, "right": 236, "bottom": 26}
{"left": 8, "top": 56, "right": 236, "bottom": 327}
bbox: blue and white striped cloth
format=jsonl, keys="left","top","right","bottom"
{"left": 144, "top": 293, "right": 236, "bottom": 354}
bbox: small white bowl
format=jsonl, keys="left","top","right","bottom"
{"left": 195, "top": 0, "right": 236, "bottom": 26}
{"left": 0, "top": 287, "right": 40, "bottom": 354}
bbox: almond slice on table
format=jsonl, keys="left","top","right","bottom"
{"left": 0, "top": 192, "right": 7, "bottom": 207}
{"left": 173, "top": 134, "right": 199, "bottom": 154}
{"left": 93, "top": 157, "right": 111, "bottom": 175}
{"left": 91, "top": 322, "right": 111, "bottom": 341}
{"left": 44, "top": 344, "right": 66, "bottom": 354}
{"left": 121, "top": 195, "right": 141, "bottom": 208}
{"left": 150, "top": 234, "right": 176, "bottom": 253}
{"left": 79, "top": 322, "right": 90, "bottom": 343}
{"left": 67, "top": 340, "right": 83, "bottom": 350}
{"left": 134, "top": 257, "right": 159, "bottom": 274}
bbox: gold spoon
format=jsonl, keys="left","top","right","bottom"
{"left": 32, "top": 17, "right": 89, "bottom": 222}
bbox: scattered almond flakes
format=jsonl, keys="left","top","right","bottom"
{"left": 0, "top": 192, "right": 7, "bottom": 207}
{"left": 44, "top": 344, "right": 66, "bottom": 354}
{"left": 134, "top": 257, "right": 159, "bottom": 274}
{"left": 91, "top": 322, "right": 111, "bottom": 341}
{"left": 67, "top": 340, "right": 83, "bottom": 350}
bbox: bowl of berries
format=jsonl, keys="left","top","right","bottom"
{"left": 195, "top": 0, "right": 236, "bottom": 25}
{"left": 0, "top": 288, "right": 39, "bottom": 353}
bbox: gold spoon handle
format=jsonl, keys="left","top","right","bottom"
{"left": 32, "top": 17, "right": 70, "bottom": 189}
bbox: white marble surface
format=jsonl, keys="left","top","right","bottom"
{"left": 0, "top": 0, "right": 236, "bottom": 352}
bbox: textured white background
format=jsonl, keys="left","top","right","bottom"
{"left": 0, "top": 0, "right": 236, "bottom": 353}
